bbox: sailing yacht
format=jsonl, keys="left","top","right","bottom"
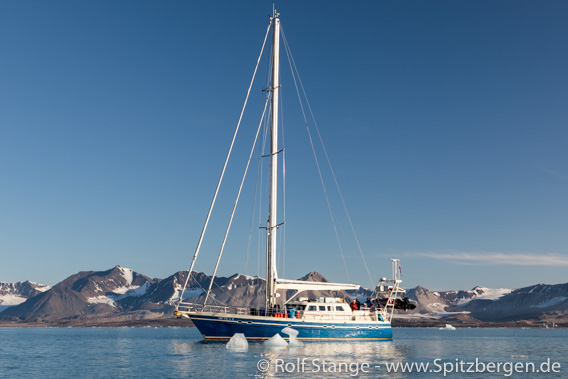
{"left": 174, "top": 10, "right": 408, "bottom": 341}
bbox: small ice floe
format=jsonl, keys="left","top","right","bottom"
{"left": 440, "top": 324, "right": 456, "bottom": 330}
{"left": 281, "top": 327, "right": 303, "bottom": 347}
{"left": 264, "top": 333, "right": 288, "bottom": 348}
{"left": 226, "top": 333, "right": 248, "bottom": 351}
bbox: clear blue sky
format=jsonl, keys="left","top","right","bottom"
{"left": 1, "top": 1, "right": 567, "bottom": 291}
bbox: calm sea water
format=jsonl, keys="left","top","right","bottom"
{"left": 0, "top": 327, "right": 566, "bottom": 378}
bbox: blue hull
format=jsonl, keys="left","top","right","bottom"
{"left": 189, "top": 314, "right": 393, "bottom": 341}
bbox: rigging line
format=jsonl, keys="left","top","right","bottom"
{"left": 243, "top": 140, "right": 261, "bottom": 276}
{"left": 176, "top": 270, "right": 207, "bottom": 302}
{"left": 177, "top": 20, "right": 273, "bottom": 308}
{"left": 282, "top": 28, "right": 375, "bottom": 289}
{"left": 244, "top": 95, "right": 271, "bottom": 275}
{"left": 257, "top": 102, "right": 272, "bottom": 277}
{"left": 177, "top": 263, "right": 235, "bottom": 307}
{"left": 281, "top": 28, "right": 350, "bottom": 283}
{"left": 259, "top": 55, "right": 274, "bottom": 277}
{"left": 176, "top": 265, "right": 254, "bottom": 308}
{"left": 191, "top": 262, "right": 257, "bottom": 308}
{"left": 263, "top": 27, "right": 274, "bottom": 100}
{"left": 204, "top": 94, "right": 271, "bottom": 305}
{"left": 280, "top": 86, "right": 286, "bottom": 279}
{"left": 307, "top": 117, "right": 351, "bottom": 282}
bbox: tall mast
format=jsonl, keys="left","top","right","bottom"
{"left": 266, "top": 10, "right": 280, "bottom": 310}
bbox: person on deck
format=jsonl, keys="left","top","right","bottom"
{"left": 364, "top": 297, "right": 372, "bottom": 308}
{"left": 350, "top": 299, "right": 359, "bottom": 311}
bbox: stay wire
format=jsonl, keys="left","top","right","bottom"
{"left": 281, "top": 27, "right": 351, "bottom": 283}
{"left": 204, "top": 94, "right": 271, "bottom": 305}
{"left": 177, "top": 20, "right": 273, "bottom": 307}
{"left": 283, "top": 28, "right": 375, "bottom": 289}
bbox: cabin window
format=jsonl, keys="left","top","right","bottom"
{"left": 335, "top": 306, "right": 345, "bottom": 311}
{"left": 308, "top": 306, "right": 317, "bottom": 311}
{"left": 327, "top": 306, "right": 332, "bottom": 311}
{"left": 318, "top": 306, "right": 326, "bottom": 311}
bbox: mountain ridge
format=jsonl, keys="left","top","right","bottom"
{"left": 1, "top": 266, "right": 567, "bottom": 327}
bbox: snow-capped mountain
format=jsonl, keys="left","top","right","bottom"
{"left": 0, "top": 268, "right": 358, "bottom": 323}
{"left": 458, "top": 283, "right": 568, "bottom": 322}
{"left": 404, "top": 285, "right": 513, "bottom": 314}
{"left": 1, "top": 267, "right": 567, "bottom": 326}
{"left": 76, "top": 266, "right": 154, "bottom": 307}
{"left": 0, "top": 281, "right": 51, "bottom": 312}
{"left": 165, "top": 271, "right": 353, "bottom": 309}
{"left": 402, "top": 283, "right": 568, "bottom": 323}
{"left": 0, "top": 266, "right": 158, "bottom": 322}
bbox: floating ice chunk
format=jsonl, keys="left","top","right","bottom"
{"left": 288, "top": 336, "right": 304, "bottom": 347}
{"left": 264, "top": 333, "right": 288, "bottom": 347}
{"left": 439, "top": 324, "right": 456, "bottom": 330}
{"left": 281, "top": 327, "right": 298, "bottom": 337}
{"left": 226, "top": 333, "right": 248, "bottom": 351}
{"left": 281, "top": 327, "right": 303, "bottom": 346}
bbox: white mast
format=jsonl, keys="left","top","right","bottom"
{"left": 266, "top": 10, "right": 280, "bottom": 310}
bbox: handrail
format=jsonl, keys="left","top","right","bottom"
{"left": 176, "top": 302, "right": 387, "bottom": 323}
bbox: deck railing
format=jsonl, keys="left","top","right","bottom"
{"left": 176, "top": 302, "right": 302, "bottom": 318}
{"left": 175, "top": 302, "right": 386, "bottom": 322}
